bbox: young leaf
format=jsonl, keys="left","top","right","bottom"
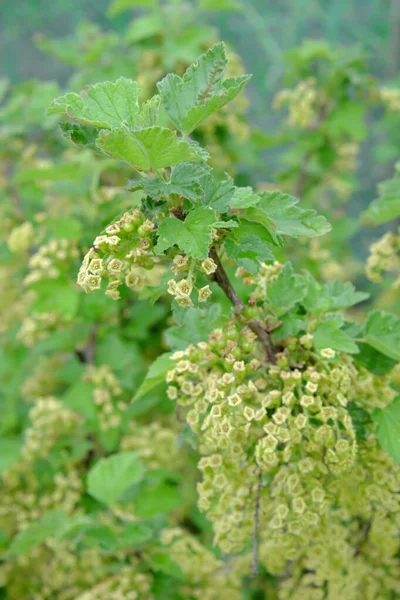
{"left": 6, "top": 511, "right": 68, "bottom": 557}
{"left": 87, "top": 452, "right": 145, "bottom": 505}
{"left": 96, "top": 126, "right": 200, "bottom": 170}
{"left": 225, "top": 221, "right": 274, "bottom": 274}
{"left": 166, "top": 305, "right": 222, "bottom": 350}
{"left": 312, "top": 317, "right": 359, "bottom": 354}
{"left": 155, "top": 207, "right": 216, "bottom": 259}
{"left": 373, "top": 396, "right": 400, "bottom": 463}
{"left": 362, "top": 165, "right": 400, "bottom": 226}
{"left": 266, "top": 263, "right": 307, "bottom": 316}
{"left": 271, "top": 311, "right": 307, "bottom": 342}
{"left": 126, "top": 163, "right": 209, "bottom": 202}
{"left": 48, "top": 78, "right": 142, "bottom": 129}
{"left": 59, "top": 123, "right": 101, "bottom": 148}
{"left": 355, "top": 343, "right": 398, "bottom": 376}
{"left": 323, "top": 280, "right": 369, "bottom": 311}
{"left": 134, "top": 482, "right": 182, "bottom": 518}
{"left": 199, "top": 173, "right": 235, "bottom": 212}
{"left": 157, "top": 42, "right": 250, "bottom": 134}
{"left": 230, "top": 186, "right": 260, "bottom": 209}
{"left": 258, "top": 191, "right": 331, "bottom": 237}
{"left": 134, "top": 353, "right": 173, "bottom": 401}
{"left": 302, "top": 275, "right": 369, "bottom": 314}
{"left": 364, "top": 311, "right": 400, "bottom": 361}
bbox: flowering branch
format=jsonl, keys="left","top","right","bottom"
{"left": 209, "top": 247, "right": 276, "bottom": 363}
{"left": 251, "top": 468, "right": 263, "bottom": 577}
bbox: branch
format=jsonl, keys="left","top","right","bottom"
{"left": 209, "top": 247, "right": 276, "bottom": 363}
{"left": 75, "top": 323, "right": 97, "bottom": 365}
{"left": 252, "top": 468, "right": 263, "bottom": 576}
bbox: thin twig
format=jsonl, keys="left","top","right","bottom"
{"left": 209, "top": 247, "right": 276, "bottom": 363}
{"left": 75, "top": 323, "right": 98, "bottom": 365}
{"left": 252, "top": 468, "right": 263, "bottom": 576}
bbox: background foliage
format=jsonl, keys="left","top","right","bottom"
{"left": 1, "top": 1, "right": 400, "bottom": 599}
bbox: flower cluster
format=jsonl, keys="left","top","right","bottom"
{"left": 78, "top": 209, "right": 161, "bottom": 300}
{"left": 83, "top": 364, "right": 126, "bottom": 431}
{"left": 366, "top": 228, "right": 400, "bottom": 287}
{"left": 7, "top": 222, "right": 34, "bottom": 254}
{"left": 17, "top": 311, "right": 65, "bottom": 347}
{"left": 121, "top": 420, "right": 184, "bottom": 470}
{"left": 160, "top": 528, "right": 245, "bottom": 600}
{"left": 167, "top": 257, "right": 216, "bottom": 307}
{"left": 273, "top": 78, "right": 318, "bottom": 129}
{"left": 75, "top": 565, "right": 152, "bottom": 600}
{"left": 24, "top": 239, "right": 80, "bottom": 286}
{"left": 165, "top": 323, "right": 398, "bottom": 571}
{"left": 379, "top": 86, "right": 400, "bottom": 111}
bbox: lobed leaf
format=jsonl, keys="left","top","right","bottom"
{"left": 96, "top": 126, "right": 201, "bottom": 170}
{"left": 312, "top": 317, "right": 359, "bottom": 354}
{"left": 87, "top": 452, "right": 145, "bottom": 505}
{"left": 126, "top": 163, "right": 209, "bottom": 201}
{"left": 257, "top": 191, "right": 331, "bottom": 237}
{"left": 364, "top": 311, "right": 400, "bottom": 362}
{"left": 48, "top": 78, "right": 142, "bottom": 129}
{"left": 362, "top": 164, "right": 400, "bottom": 226}
{"left": 266, "top": 263, "right": 307, "bottom": 316}
{"left": 155, "top": 206, "right": 216, "bottom": 259}
{"left": 224, "top": 221, "right": 275, "bottom": 274}
{"left": 373, "top": 396, "right": 400, "bottom": 463}
{"left": 134, "top": 352, "right": 173, "bottom": 401}
{"left": 157, "top": 42, "right": 250, "bottom": 134}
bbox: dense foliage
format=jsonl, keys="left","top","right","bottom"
{"left": 1, "top": 2, "right": 400, "bottom": 599}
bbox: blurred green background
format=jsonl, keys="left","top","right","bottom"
{"left": 1, "top": 0, "right": 399, "bottom": 228}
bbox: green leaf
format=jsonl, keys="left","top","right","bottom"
{"left": 323, "top": 280, "right": 369, "bottom": 311}
{"left": 87, "top": 452, "right": 145, "bottom": 505}
{"left": 364, "top": 311, "right": 400, "bottom": 361}
{"left": 302, "top": 275, "right": 369, "bottom": 314}
{"left": 258, "top": 191, "right": 331, "bottom": 237}
{"left": 199, "top": 0, "right": 243, "bottom": 10}
{"left": 362, "top": 164, "right": 400, "bottom": 226}
{"left": 48, "top": 78, "right": 142, "bottom": 129}
{"left": 199, "top": 174, "right": 235, "bottom": 212}
{"left": 271, "top": 311, "right": 307, "bottom": 342}
{"left": 312, "top": 318, "right": 359, "bottom": 354}
{"left": 59, "top": 122, "right": 101, "bottom": 148}
{"left": 213, "top": 219, "right": 238, "bottom": 229}
{"left": 6, "top": 511, "right": 68, "bottom": 557}
{"left": 134, "top": 482, "right": 182, "bottom": 518}
{"left": 45, "top": 216, "right": 83, "bottom": 240}
{"left": 166, "top": 305, "right": 222, "bottom": 350}
{"left": 155, "top": 207, "right": 216, "bottom": 259}
{"left": 373, "top": 396, "right": 400, "bottom": 463}
{"left": 355, "top": 343, "right": 398, "bottom": 376}
{"left": 230, "top": 186, "right": 260, "bottom": 209}
{"left": 266, "top": 263, "right": 307, "bottom": 316}
{"left": 63, "top": 380, "right": 97, "bottom": 421}
{"left": 225, "top": 221, "right": 274, "bottom": 274}
{"left": 157, "top": 42, "right": 250, "bottom": 134}
{"left": 126, "top": 163, "right": 209, "bottom": 202}
{"left": 0, "top": 438, "right": 21, "bottom": 473}
{"left": 117, "top": 522, "right": 153, "bottom": 549}
{"left": 134, "top": 353, "right": 173, "bottom": 401}
{"left": 107, "top": 0, "right": 156, "bottom": 17}
{"left": 30, "top": 280, "right": 80, "bottom": 320}
{"left": 147, "top": 552, "right": 185, "bottom": 581}
{"left": 125, "top": 13, "right": 163, "bottom": 43}
{"left": 96, "top": 126, "right": 200, "bottom": 170}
